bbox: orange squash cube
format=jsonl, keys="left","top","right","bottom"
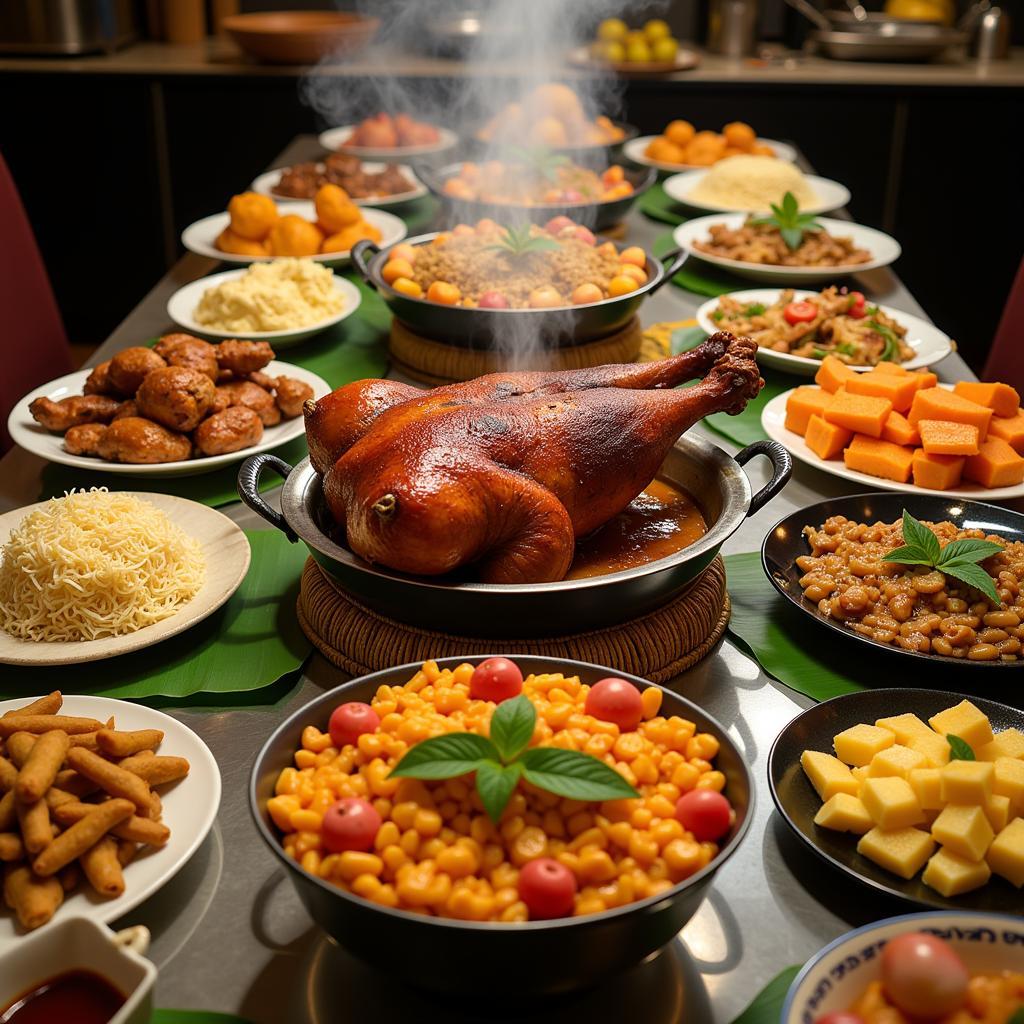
{"left": 845, "top": 371, "right": 920, "bottom": 414}
{"left": 917, "top": 419, "right": 981, "bottom": 456}
{"left": 823, "top": 391, "right": 893, "bottom": 438}
{"left": 988, "top": 411, "right": 1024, "bottom": 454}
{"left": 844, "top": 434, "right": 914, "bottom": 483}
{"left": 805, "top": 415, "right": 853, "bottom": 460}
{"left": 912, "top": 450, "right": 965, "bottom": 491}
{"left": 954, "top": 381, "right": 1020, "bottom": 418}
{"left": 874, "top": 361, "right": 909, "bottom": 376}
{"left": 815, "top": 355, "right": 858, "bottom": 394}
{"left": 785, "top": 386, "right": 831, "bottom": 436}
{"left": 908, "top": 388, "right": 993, "bottom": 440}
{"left": 963, "top": 437, "right": 1024, "bottom": 489}
{"left": 910, "top": 371, "right": 939, "bottom": 392}
{"left": 881, "top": 411, "right": 920, "bottom": 448}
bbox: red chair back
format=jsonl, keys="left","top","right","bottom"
{"left": 982, "top": 255, "right": 1024, "bottom": 393}
{"left": 0, "top": 150, "right": 72, "bottom": 453}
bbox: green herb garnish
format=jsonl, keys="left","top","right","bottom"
{"left": 750, "top": 191, "right": 822, "bottom": 251}
{"left": 864, "top": 305, "right": 880, "bottom": 317}
{"left": 710, "top": 309, "right": 724, "bottom": 322}
{"left": 947, "top": 735, "right": 975, "bottom": 762}
{"left": 486, "top": 222, "right": 560, "bottom": 259}
{"left": 744, "top": 303, "right": 766, "bottom": 316}
{"left": 503, "top": 146, "right": 572, "bottom": 182}
{"left": 390, "top": 694, "right": 638, "bottom": 823}
{"left": 837, "top": 342, "right": 858, "bottom": 356}
{"left": 812, "top": 348, "right": 829, "bottom": 359}
{"left": 869, "top": 319, "right": 901, "bottom": 362}
{"left": 884, "top": 510, "right": 1003, "bottom": 606}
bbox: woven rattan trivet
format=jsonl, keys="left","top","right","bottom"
{"left": 296, "top": 556, "right": 729, "bottom": 683}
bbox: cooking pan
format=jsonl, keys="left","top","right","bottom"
{"left": 237, "top": 436, "right": 791, "bottom": 637}
{"left": 418, "top": 161, "right": 657, "bottom": 233}
{"left": 351, "top": 231, "right": 688, "bottom": 348}
{"left": 249, "top": 654, "right": 754, "bottom": 994}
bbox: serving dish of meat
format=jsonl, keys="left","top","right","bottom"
{"left": 251, "top": 154, "right": 426, "bottom": 207}
{"left": 9, "top": 335, "right": 330, "bottom": 477}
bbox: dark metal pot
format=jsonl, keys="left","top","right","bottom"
{"left": 418, "top": 161, "right": 657, "bottom": 233}
{"left": 237, "top": 437, "right": 791, "bottom": 637}
{"left": 351, "top": 231, "right": 687, "bottom": 348}
{"left": 249, "top": 655, "right": 754, "bottom": 995}
{"left": 467, "top": 120, "right": 641, "bottom": 158}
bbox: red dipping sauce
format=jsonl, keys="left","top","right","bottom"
{"left": 0, "top": 970, "right": 126, "bottom": 1024}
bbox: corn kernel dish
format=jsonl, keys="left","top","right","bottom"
{"left": 267, "top": 660, "right": 737, "bottom": 922}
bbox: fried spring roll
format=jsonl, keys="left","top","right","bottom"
{"left": 117, "top": 840, "right": 138, "bottom": 868}
{"left": 16, "top": 730, "right": 69, "bottom": 804}
{"left": 2, "top": 692, "right": 62, "bottom": 719}
{"left": 67, "top": 732, "right": 100, "bottom": 752}
{"left": 80, "top": 836, "right": 125, "bottom": 898}
{"left": 116, "top": 754, "right": 190, "bottom": 786}
{"left": 58, "top": 862, "right": 80, "bottom": 893}
{"left": 66, "top": 748, "right": 150, "bottom": 814}
{"left": 0, "top": 792, "right": 15, "bottom": 832}
{"left": 0, "top": 756, "right": 17, "bottom": 794}
{"left": 17, "top": 799, "right": 51, "bottom": 855}
{"left": 5, "top": 733, "right": 36, "bottom": 769}
{"left": 44, "top": 787, "right": 79, "bottom": 811}
{"left": 52, "top": 770, "right": 100, "bottom": 799}
{"left": 149, "top": 792, "right": 162, "bottom": 821}
{"left": 0, "top": 833, "right": 24, "bottom": 861}
{"left": 3, "top": 864, "right": 63, "bottom": 930}
{"left": 32, "top": 799, "right": 134, "bottom": 877}
{"left": 97, "top": 728, "right": 164, "bottom": 758}
{"left": 51, "top": 801, "right": 170, "bottom": 847}
{"left": 0, "top": 715, "right": 103, "bottom": 737}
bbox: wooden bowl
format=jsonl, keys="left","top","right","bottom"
{"left": 222, "top": 12, "right": 379, "bottom": 64}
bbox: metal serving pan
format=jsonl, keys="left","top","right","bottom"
{"left": 812, "top": 24, "right": 966, "bottom": 60}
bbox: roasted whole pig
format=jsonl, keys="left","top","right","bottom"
{"left": 305, "top": 332, "right": 763, "bottom": 584}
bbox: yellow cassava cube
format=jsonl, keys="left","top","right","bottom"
{"left": 978, "top": 728, "right": 1024, "bottom": 762}
{"left": 909, "top": 768, "right": 945, "bottom": 811}
{"left": 908, "top": 731, "right": 951, "bottom": 768}
{"left": 801, "top": 750, "right": 860, "bottom": 801}
{"left": 857, "top": 827, "right": 936, "bottom": 880}
{"left": 940, "top": 760, "right": 995, "bottom": 805}
{"left": 922, "top": 846, "right": 992, "bottom": 897}
{"left": 834, "top": 724, "right": 896, "bottom": 767}
{"left": 814, "top": 793, "right": 874, "bottom": 835}
{"left": 876, "top": 713, "right": 934, "bottom": 745}
{"left": 860, "top": 776, "right": 925, "bottom": 830}
{"left": 984, "top": 793, "right": 1013, "bottom": 833}
{"left": 851, "top": 765, "right": 870, "bottom": 788}
{"left": 869, "top": 745, "right": 929, "bottom": 780}
{"left": 928, "top": 701, "right": 994, "bottom": 753}
{"left": 993, "top": 757, "right": 1024, "bottom": 810}
{"left": 931, "top": 804, "right": 995, "bottom": 862}
{"left": 987, "top": 817, "right": 1024, "bottom": 887}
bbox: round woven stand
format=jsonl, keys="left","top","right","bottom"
{"left": 296, "top": 556, "right": 729, "bottom": 683}
{"left": 389, "top": 317, "right": 645, "bottom": 386}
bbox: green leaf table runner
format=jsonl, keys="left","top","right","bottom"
{"left": 729, "top": 966, "right": 801, "bottom": 1024}
{"left": 639, "top": 182, "right": 688, "bottom": 226}
{"left": 1, "top": 531, "right": 311, "bottom": 702}
{"left": 652, "top": 232, "right": 751, "bottom": 299}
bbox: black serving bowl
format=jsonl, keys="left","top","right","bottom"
{"left": 237, "top": 438, "right": 791, "bottom": 637}
{"left": 762, "top": 491, "right": 1024, "bottom": 669}
{"left": 418, "top": 161, "right": 656, "bottom": 233}
{"left": 350, "top": 231, "right": 686, "bottom": 349}
{"left": 250, "top": 655, "right": 754, "bottom": 995}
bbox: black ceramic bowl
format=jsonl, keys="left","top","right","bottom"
{"left": 418, "top": 161, "right": 656, "bottom": 233}
{"left": 762, "top": 492, "right": 1024, "bottom": 669}
{"left": 250, "top": 655, "right": 754, "bottom": 994}
{"left": 350, "top": 231, "right": 686, "bottom": 348}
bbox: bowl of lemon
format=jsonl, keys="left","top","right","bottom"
{"left": 571, "top": 18, "right": 700, "bottom": 73}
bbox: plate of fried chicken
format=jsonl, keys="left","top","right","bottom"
{"left": 9, "top": 334, "right": 330, "bottom": 476}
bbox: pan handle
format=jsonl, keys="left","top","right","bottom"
{"left": 735, "top": 440, "right": 793, "bottom": 517}
{"left": 648, "top": 248, "right": 687, "bottom": 295}
{"left": 237, "top": 454, "right": 297, "bottom": 542}
{"left": 350, "top": 239, "right": 381, "bottom": 290}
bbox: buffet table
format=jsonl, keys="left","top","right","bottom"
{"left": 0, "top": 137, "right": 976, "bottom": 1022}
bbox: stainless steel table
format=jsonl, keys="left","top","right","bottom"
{"left": 0, "top": 138, "right": 975, "bottom": 1023}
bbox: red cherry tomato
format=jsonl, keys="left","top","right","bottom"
{"left": 544, "top": 215, "right": 575, "bottom": 235}
{"left": 783, "top": 300, "right": 819, "bottom": 325}
{"left": 674, "top": 790, "right": 732, "bottom": 842}
{"left": 328, "top": 702, "right": 380, "bottom": 749}
{"left": 321, "top": 798, "right": 381, "bottom": 854}
{"left": 478, "top": 290, "right": 510, "bottom": 309}
{"left": 845, "top": 290, "right": 867, "bottom": 319}
{"left": 517, "top": 857, "right": 577, "bottom": 919}
{"left": 469, "top": 657, "right": 523, "bottom": 702}
{"left": 573, "top": 225, "right": 596, "bottom": 245}
{"left": 814, "top": 1014, "right": 865, "bottom": 1024}
{"left": 584, "top": 677, "right": 643, "bottom": 731}
{"left": 881, "top": 933, "right": 969, "bottom": 1018}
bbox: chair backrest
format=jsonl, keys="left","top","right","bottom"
{"left": 0, "top": 149, "right": 72, "bottom": 453}
{"left": 982, "top": 254, "right": 1024, "bottom": 392}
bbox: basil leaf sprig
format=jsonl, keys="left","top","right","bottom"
{"left": 487, "top": 222, "right": 560, "bottom": 259}
{"left": 750, "top": 191, "right": 822, "bottom": 251}
{"left": 390, "top": 694, "right": 639, "bottom": 823}
{"left": 884, "top": 510, "right": 1004, "bottom": 606}
{"left": 947, "top": 734, "right": 975, "bottom": 762}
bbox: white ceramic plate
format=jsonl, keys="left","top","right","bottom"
{"left": 662, "top": 170, "right": 850, "bottom": 215}
{"left": 0, "top": 693, "right": 220, "bottom": 951}
{"left": 623, "top": 134, "right": 797, "bottom": 173}
{"left": 673, "top": 213, "right": 901, "bottom": 285}
{"left": 181, "top": 204, "right": 406, "bottom": 267}
{"left": 166, "top": 270, "right": 362, "bottom": 348}
{"left": 0, "top": 493, "right": 250, "bottom": 666}
{"left": 695, "top": 288, "right": 953, "bottom": 377}
{"left": 250, "top": 163, "right": 427, "bottom": 207}
{"left": 318, "top": 124, "right": 458, "bottom": 160}
{"left": 762, "top": 385, "right": 1024, "bottom": 500}
{"left": 8, "top": 360, "right": 330, "bottom": 478}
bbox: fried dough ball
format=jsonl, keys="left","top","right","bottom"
{"left": 530, "top": 116, "right": 568, "bottom": 148}
{"left": 527, "top": 83, "right": 585, "bottom": 125}
{"left": 136, "top": 366, "right": 216, "bottom": 432}
{"left": 193, "top": 406, "right": 263, "bottom": 457}
{"left": 315, "top": 184, "right": 361, "bottom": 233}
{"left": 216, "top": 381, "right": 281, "bottom": 426}
{"left": 228, "top": 191, "right": 278, "bottom": 241}
{"left": 684, "top": 131, "right": 727, "bottom": 166}
{"left": 216, "top": 339, "right": 274, "bottom": 375}
{"left": 83, "top": 361, "right": 113, "bottom": 396}
{"left": 96, "top": 417, "right": 192, "bottom": 464}
{"left": 722, "top": 121, "right": 756, "bottom": 150}
{"left": 321, "top": 221, "right": 381, "bottom": 254}
{"left": 64, "top": 423, "right": 107, "bottom": 456}
{"left": 216, "top": 228, "right": 269, "bottom": 257}
{"left": 665, "top": 120, "right": 695, "bottom": 147}
{"left": 644, "top": 137, "right": 685, "bottom": 164}
{"left": 751, "top": 143, "right": 776, "bottom": 157}
{"left": 274, "top": 376, "right": 315, "bottom": 419}
{"left": 29, "top": 395, "right": 121, "bottom": 433}
{"left": 154, "top": 333, "right": 219, "bottom": 382}
{"left": 268, "top": 215, "right": 323, "bottom": 257}
{"left": 107, "top": 347, "right": 167, "bottom": 396}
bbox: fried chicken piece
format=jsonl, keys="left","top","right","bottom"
{"left": 216, "top": 339, "right": 274, "bottom": 376}
{"left": 193, "top": 406, "right": 263, "bottom": 456}
{"left": 154, "top": 333, "right": 219, "bottom": 382}
{"left": 113, "top": 399, "right": 138, "bottom": 420}
{"left": 216, "top": 381, "right": 281, "bottom": 426}
{"left": 107, "top": 347, "right": 167, "bottom": 396}
{"left": 29, "top": 395, "right": 121, "bottom": 433}
{"left": 96, "top": 417, "right": 192, "bottom": 464}
{"left": 136, "top": 366, "right": 216, "bottom": 432}
{"left": 64, "top": 423, "right": 107, "bottom": 456}
{"left": 274, "top": 376, "right": 315, "bottom": 419}
{"left": 83, "top": 361, "right": 114, "bottom": 396}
